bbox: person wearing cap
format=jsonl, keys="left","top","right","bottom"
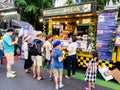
{"left": 32, "top": 31, "right": 44, "bottom": 80}
{"left": 52, "top": 40, "right": 65, "bottom": 89}
{"left": 3, "top": 28, "right": 17, "bottom": 78}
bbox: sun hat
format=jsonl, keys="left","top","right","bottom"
{"left": 36, "top": 31, "right": 42, "bottom": 37}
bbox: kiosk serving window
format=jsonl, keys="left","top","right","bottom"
{"left": 77, "top": 26, "right": 88, "bottom": 36}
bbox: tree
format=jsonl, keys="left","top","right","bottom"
{"left": 15, "top": 0, "right": 107, "bottom": 30}
{"left": 15, "top": 0, "right": 53, "bottom": 30}
{"left": 65, "top": 0, "right": 106, "bottom": 10}
{"left": 82, "top": 0, "right": 106, "bottom": 10}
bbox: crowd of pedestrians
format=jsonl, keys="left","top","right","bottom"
{"left": 0, "top": 28, "right": 98, "bottom": 90}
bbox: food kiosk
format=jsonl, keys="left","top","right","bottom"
{"left": 42, "top": 2, "right": 97, "bottom": 68}
{"left": 42, "top": 2, "right": 118, "bottom": 70}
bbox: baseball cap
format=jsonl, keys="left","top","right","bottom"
{"left": 53, "top": 40, "right": 61, "bottom": 47}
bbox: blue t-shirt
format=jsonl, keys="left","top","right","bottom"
{"left": 3, "top": 34, "right": 14, "bottom": 52}
{"left": 52, "top": 48, "right": 63, "bottom": 69}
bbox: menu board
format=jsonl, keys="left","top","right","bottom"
{"left": 115, "top": 28, "right": 120, "bottom": 46}
{"left": 96, "top": 10, "right": 117, "bottom": 61}
{"left": 60, "top": 40, "right": 88, "bottom": 50}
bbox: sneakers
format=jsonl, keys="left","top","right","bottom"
{"left": 7, "top": 73, "right": 16, "bottom": 78}
{"left": 55, "top": 85, "right": 59, "bottom": 90}
{"left": 59, "top": 84, "right": 64, "bottom": 89}
{"left": 55, "top": 84, "right": 64, "bottom": 90}
{"left": 49, "top": 77, "right": 53, "bottom": 81}
{"left": 11, "top": 71, "right": 16, "bottom": 74}
{"left": 65, "top": 75, "right": 70, "bottom": 79}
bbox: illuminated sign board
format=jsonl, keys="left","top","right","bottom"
{"left": 42, "top": 2, "right": 96, "bottom": 17}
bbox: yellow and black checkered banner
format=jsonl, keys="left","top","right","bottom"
{"left": 76, "top": 55, "right": 114, "bottom": 70}
{"left": 63, "top": 51, "right": 115, "bottom": 70}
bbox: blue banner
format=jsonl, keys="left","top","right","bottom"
{"left": 96, "top": 11, "right": 117, "bottom": 61}
{"left": 98, "top": 52, "right": 112, "bottom": 61}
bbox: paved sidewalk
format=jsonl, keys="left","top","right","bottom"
{"left": 0, "top": 60, "right": 112, "bottom": 90}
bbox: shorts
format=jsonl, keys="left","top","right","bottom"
{"left": 0, "top": 49, "right": 3, "bottom": 59}
{"left": 53, "top": 68, "right": 63, "bottom": 77}
{"left": 46, "top": 59, "right": 53, "bottom": 70}
{"left": 4, "top": 52, "right": 14, "bottom": 65}
{"left": 32, "top": 55, "right": 42, "bottom": 67}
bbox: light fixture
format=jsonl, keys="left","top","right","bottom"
{"left": 65, "top": 19, "right": 68, "bottom": 24}
{"left": 65, "top": 21, "right": 67, "bottom": 24}
{"left": 52, "top": 21, "right": 55, "bottom": 24}
{"left": 39, "top": 18, "right": 43, "bottom": 22}
{"left": 57, "top": 22, "right": 60, "bottom": 25}
{"left": 39, "top": 17, "right": 44, "bottom": 22}
{"left": 76, "top": 20, "right": 79, "bottom": 24}
{"left": 1, "top": 11, "right": 17, "bottom": 16}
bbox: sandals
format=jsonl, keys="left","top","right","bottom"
{"left": 33, "top": 75, "right": 37, "bottom": 78}
{"left": 37, "top": 77, "right": 42, "bottom": 80}
{"left": 91, "top": 86, "right": 95, "bottom": 89}
{"left": 28, "top": 69, "right": 32, "bottom": 72}
{"left": 33, "top": 75, "right": 45, "bottom": 80}
{"left": 25, "top": 69, "right": 29, "bottom": 73}
{"left": 84, "top": 87, "right": 91, "bottom": 90}
{"left": 37, "top": 77, "right": 44, "bottom": 81}
{"left": 25, "top": 69, "right": 32, "bottom": 73}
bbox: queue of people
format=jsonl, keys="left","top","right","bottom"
{"left": 0, "top": 28, "right": 98, "bottom": 90}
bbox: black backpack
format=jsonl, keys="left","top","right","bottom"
{"left": 29, "top": 39, "right": 43, "bottom": 56}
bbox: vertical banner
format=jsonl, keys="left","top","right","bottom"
{"left": 96, "top": 10, "right": 117, "bottom": 62}
{"left": 115, "top": 27, "right": 120, "bottom": 46}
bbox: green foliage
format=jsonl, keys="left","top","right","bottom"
{"left": 82, "top": 0, "right": 106, "bottom": 10}
{"left": 15, "top": 0, "right": 53, "bottom": 30}
{"left": 88, "top": 18, "right": 97, "bottom": 50}
{"left": 109, "top": 32, "right": 116, "bottom": 52}
{"left": 15, "top": 0, "right": 107, "bottom": 31}
{"left": 42, "top": 21, "right": 47, "bottom": 37}
{"left": 66, "top": 0, "right": 73, "bottom": 5}
{"left": 24, "top": 5, "right": 38, "bottom": 14}
{"left": 15, "top": 0, "right": 27, "bottom": 6}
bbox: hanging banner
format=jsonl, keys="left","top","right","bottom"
{"left": 96, "top": 10, "right": 117, "bottom": 61}
{"left": 115, "top": 28, "right": 120, "bottom": 46}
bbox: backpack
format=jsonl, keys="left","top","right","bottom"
{"left": 29, "top": 39, "right": 43, "bottom": 56}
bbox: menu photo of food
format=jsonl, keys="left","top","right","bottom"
{"left": 115, "top": 36, "right": 120, "bottom": 45}
{"left": 96, "top": 43, "right": 102, "bottom": 47}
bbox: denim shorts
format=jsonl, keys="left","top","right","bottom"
{"left": 46, "top": 59, "right": 53, "bottom": 70}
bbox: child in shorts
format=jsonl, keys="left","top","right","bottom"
{"left": 52, "top": 40, "right": 65, "bottom": 90}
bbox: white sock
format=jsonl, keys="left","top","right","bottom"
{"left": 59, "top": 82, "right": 62, "bottom": 85}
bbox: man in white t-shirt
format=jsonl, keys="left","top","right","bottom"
{"left": 45, "top": 35, "right": 53, "bottom": 80}
{"left": 65, "top": 35, "right": 77, "bottom": 79}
